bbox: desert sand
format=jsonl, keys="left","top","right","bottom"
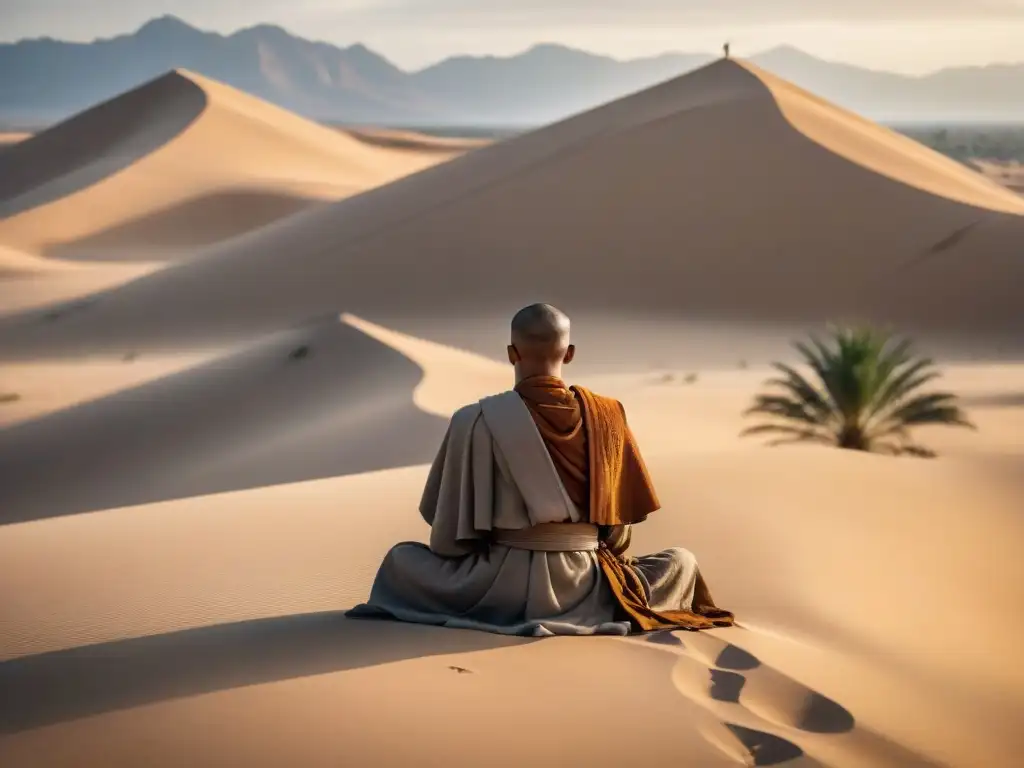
{"left": 1, "top": 58, "right": 1022, "bottom": 767}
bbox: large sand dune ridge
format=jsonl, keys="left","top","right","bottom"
{"left": 0, "top": 70, "right": 468, "bottom": 260}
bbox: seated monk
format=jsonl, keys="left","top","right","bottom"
{"left": 347, "top": 304, "right": 733, "bottom": 636}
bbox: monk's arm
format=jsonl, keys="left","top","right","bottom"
{"left": 423, "top": 405, "right": 491, "bottom": 556}
{"left": 418, "top": 421, "right": 452, "bottom": 526}
{"left": 618, "top": 400, "right": 661, "bottom": 521}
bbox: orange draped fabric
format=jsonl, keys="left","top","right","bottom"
{"left": 512, "top": 375, "right": 590, "bottom": 510}
{"left": 513, "top": 376, "right": 659, "bottom": 526}
{"left": 515, "top": 375, "right": 735, "bottom": 632}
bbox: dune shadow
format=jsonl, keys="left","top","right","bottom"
{"left": 0, "top": 317, "right": 447, "bottom": 524}
{"left": 47, "top": 190, "right": 326, "bottom": 261}
{"left": 924, "top": 219, "right": 984, "bottom": 257}
{"left": 0, "top": 613, "right": 534, "bottom": 734}
{"left": 0, "top": 72, "right": 206, "bottom": 218}
{"left": 724, "top": 724, "right": 816, "bottom": 766}
{"left": 646, "top": 629, "right": 685, "bottom": 646}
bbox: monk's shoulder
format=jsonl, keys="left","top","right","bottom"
{"left": 451, "top": 401, "right": 483, "bottom": 427}
{"left": 571, "top": 385, "right": 627, "bottom": 417}
{"left": 599, "top": 392, "right": 626, "bottom": 412}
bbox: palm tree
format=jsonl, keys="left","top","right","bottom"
{"left": 742, "top": 326, "right": 974, "bottom": 457}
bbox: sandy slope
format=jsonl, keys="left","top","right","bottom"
{"left": 2, "top": 59, "right": 1020, "bottom": 364}
{"left": 0, "top": 319, "right": 1021, "bottom": 767}
{"left": 0, "top": 239, "right": 163, "bottom": 316}
{"left": 0, "top": 70, "right": 468, "bottom": 260}
{"left": 0, "top": 244, "right": 59, "bottom": 277}
{"left": 1, "top": 57, "right": 1023, "bottom": 768}
{"left": 0, "top": 261, "right": 165, "bottom": 323}
{"left": 0, "top": 352, "right": 214, "bottom": 429}
{"left": 0, "top": 317, "right": 449, "bottom": 522}
{"left": 0, "top": 132, "right": 29, "bottom": 150}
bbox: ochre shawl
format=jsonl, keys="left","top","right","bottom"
{"left": 515, "top": 376, "right": 734, "bottom": 632}
{"left": 513, "top": 376, "right": 657, "bottom": 526}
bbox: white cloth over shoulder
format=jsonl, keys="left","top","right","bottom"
{"left": 346, "top": 391, "right": 699, "bottom": 636}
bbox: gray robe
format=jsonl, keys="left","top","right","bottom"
{"left": 347, "top": 391, "right": 699, "bottom": 636}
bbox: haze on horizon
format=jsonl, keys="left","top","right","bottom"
{"left": 3, "top": 0, "right": 1024, "bottom": 74}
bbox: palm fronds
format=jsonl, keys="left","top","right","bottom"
{"left": 742, "top": 327, "right": 974, "bottom": 457}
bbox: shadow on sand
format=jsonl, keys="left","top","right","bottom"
{"left": 48, "top": 189, "right": 326, "bottom": 261}
{"left": 0, "top": 318, "right": 446, "bottom": 525}
{"left": 0, "top": 613, "right": 535, "bottom": 734}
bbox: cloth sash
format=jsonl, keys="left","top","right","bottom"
{"left": 492, "top": 522, "right": 600, "bottom": 552}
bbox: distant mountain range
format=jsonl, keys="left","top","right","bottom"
{"left": 2, "top": 15, "right": 1022, "bottom": 127}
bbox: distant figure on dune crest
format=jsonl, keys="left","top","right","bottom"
{"left": 723, "top": 41, "right": 731, "bottom": 59}
{"left": 347, "top": 304, "right": 733, "bottom": 636}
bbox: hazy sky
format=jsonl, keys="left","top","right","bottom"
{"left": 3, "top": 0, "right": 1024, "bottom": 73}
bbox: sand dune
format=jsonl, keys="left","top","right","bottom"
{"left": 0, "top": 260, "right": 163, "bottom": 321}
{"left": 0, "top": 315, "right": 446, "bottom": 523}
{"left": 44, "top": 189, "right": 332, "bottom": 260}
{"left": 1, "top": 59, "right": 1020, "bottom": 366}
{"left": 0, "top": 70, "right": 469, "bottom": 259}
{"left": 0, "top": 239, "right": 165, "bottom": 320}
{"left": 1, "top": 57, "right": 1022, "bottom": 768}
{"left": 0, "top": 244, "right": 59, "bottom": 277}
{"left": 0, "top": 355, "right": 212, "bottom": 430}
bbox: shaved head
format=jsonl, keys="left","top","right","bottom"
{"left": 508, "top": 304, "right": 575, "bottom": 378}
{"left": 511, "top": 303, "right": 571, "bottom": 355}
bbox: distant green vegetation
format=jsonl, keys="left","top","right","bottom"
{"left": 894, "top": 124, "right": 1024, "bottom": 164}
{"left": 741, "top": 326, "right": 975, "bottom": 458}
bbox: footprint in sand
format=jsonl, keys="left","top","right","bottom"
{"left": 671, "top": 636, "right": 945, "bottom": 768}
{"left": 700, "top": 721, "right": 827, "bottom": 767}
{"left": 679, "top": 632, "right": 761, "bottom": 671}
{"left": 664, "top": 633, "right": 855, "bottom": 735}
{"left": 652, "top": 633, "right": 846, "bottom": 765}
